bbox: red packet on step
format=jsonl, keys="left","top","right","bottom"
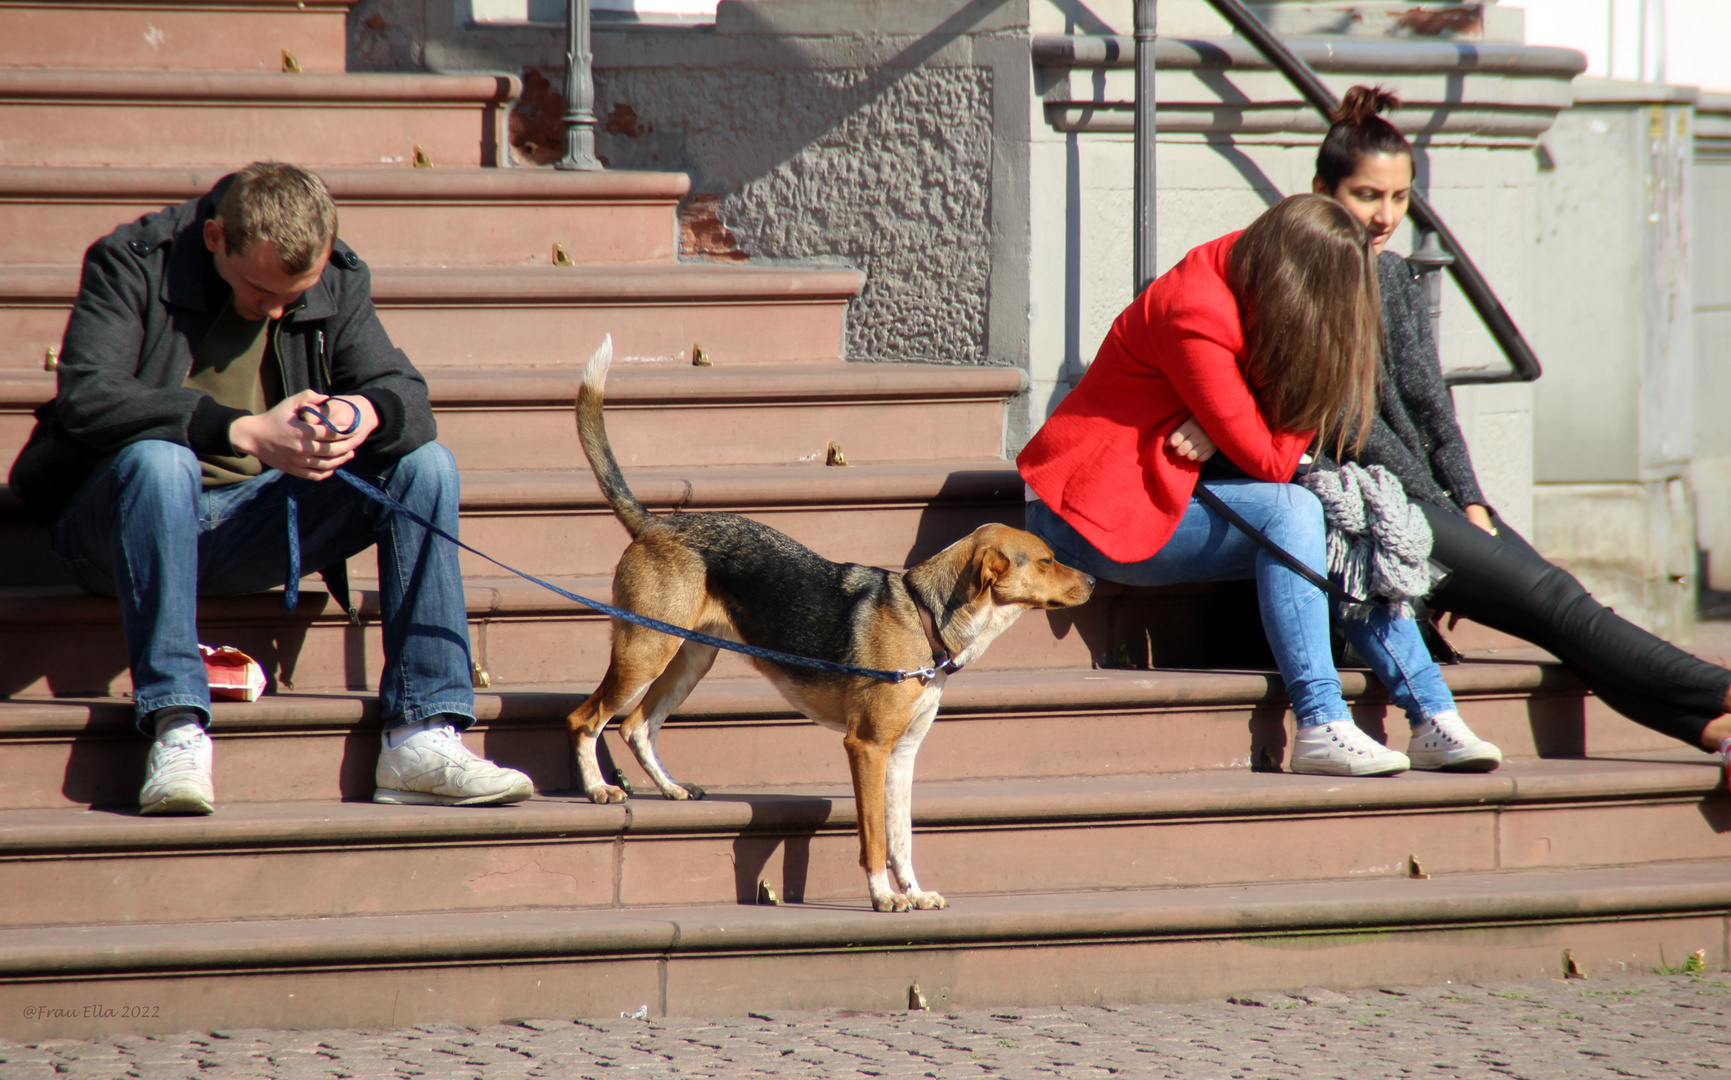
{"left": 200, "top": 644, "right": 267, "bottom": 702}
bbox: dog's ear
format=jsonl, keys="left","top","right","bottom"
{"left": 973, "top": 545, "right": 1012, "bottom": 590}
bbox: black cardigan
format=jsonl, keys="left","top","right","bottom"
{"left": 1340, "top": 251, "right": 1489, "bottom": 516}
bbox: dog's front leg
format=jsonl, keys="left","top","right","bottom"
{"left": 885, "top": 701, "right": 945, "bottom": 910}
{"left": 844, "top": 733, "right": 907, "bottom": 912}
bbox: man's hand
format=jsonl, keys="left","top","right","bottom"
{"left": 1464, "top": 503, "right": 1497, "bottom": 536}
{"left": 229, "top": 389, "right": 380, "bottom": 481}
{"left": 1167, "top": 415, "right": 1218, "bottom": 463}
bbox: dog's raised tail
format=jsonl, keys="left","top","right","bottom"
{"left": 576, "top": 335, "right": 652, "bottom": 538}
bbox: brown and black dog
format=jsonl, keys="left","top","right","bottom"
{"left": 567, "top": 337, "right": 1095, "bottom": 912}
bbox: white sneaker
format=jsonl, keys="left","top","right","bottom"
{"left": 1290, "top": 720, "right": 1410, "bottom": 777}
{"left": 374, "top": 722, "right": 534, "bottom": 806}
{"left": 1407, "top": 711, "right": 1503, "bottom": 772}
{"left": 139, "top": 727, "right": 215, "bottom": 814}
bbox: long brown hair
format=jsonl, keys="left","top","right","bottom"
{"left": 1228, "top": 193, "right": 1381, "bottom": 456}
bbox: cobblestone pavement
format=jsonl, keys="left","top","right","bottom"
{"left": 2, "top": 972, "right": 1726, "bottom": 1079}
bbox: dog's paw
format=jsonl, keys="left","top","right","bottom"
{"left": 871, "top": 891, "right": 912, "bottom": 913}
{"left": 907, "top": 890, "right": 947, "bottom": 910}
{"left": 673, "top": 782, "right": 706, "bottom": 801}
{"left": 586, "top": 785, "right": 630, "bottom": 804}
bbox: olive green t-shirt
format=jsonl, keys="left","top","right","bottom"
{"left": 183, "top": 300, "right": 284, "bottom": 486}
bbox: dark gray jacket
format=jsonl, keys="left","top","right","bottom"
{"left": 9, "top": 174, "right": 435, "bottom": 523}
{"left": 1338, "top": 251, "right": 1488, "bottom": 515}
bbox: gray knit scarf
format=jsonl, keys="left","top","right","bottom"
{"left": 1298, "top": 462, "right": 1437, "bottom": 619}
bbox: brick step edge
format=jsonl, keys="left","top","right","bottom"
{"left": 0, "top": 262, "right": 865, "bottom": 304}
{"left": 0, "top": 69, "right": 518, "bottom": 105}
{"left": 0, "top": 165, "right": 690, "bottom": 203}
{"left": 1, "top": 362, "right": 1027, "bottom": 409}
{"left": 0, "top": 861, "right": 1724, "bottom": 979}
{"left": 1, "top": 459, "right": 1022, "bottom": 522}
{"left": 0, "top": 657, "right": 1597, "bottom": 737}
{"left": 0, "top": 754, "right": 1720, "bottom": 855}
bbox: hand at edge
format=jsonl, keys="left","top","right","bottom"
{"left": 1167, "top": 415, "right": 1218, "bottom": 463}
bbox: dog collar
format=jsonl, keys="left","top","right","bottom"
{"left": 910, "top": 593, "right": 964, "bottom": 679}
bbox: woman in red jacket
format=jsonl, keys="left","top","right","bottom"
{"left": 1019, "top": 194, "right": 1500, "bottom": 776}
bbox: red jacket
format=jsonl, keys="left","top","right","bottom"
{"left": 1017, "top": 232, "right": 1312, "bottom": 563}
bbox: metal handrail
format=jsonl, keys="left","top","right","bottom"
{"left": 1033, "top": 34, "right": 1586, "bottom": 78}
{"left": 557, "top": 0, "right": 602, "bottom": 170}
{"left": 1133, "top": 1, "right": 1159, "bottom": 295}
{"left": 1199, "top": 0, "right": 1541, "bottom": 383}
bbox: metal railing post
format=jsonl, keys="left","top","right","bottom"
{"left": 1134, "top": 0, "right": 1159, "bottom": 294}
{"left": 1406, "top": 230, "right": 1455, "bottom": 350}
{"left": 557, "top": 0, "right": 603, "bottom": 171}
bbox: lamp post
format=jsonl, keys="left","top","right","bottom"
{"left": 557, "top": 0, "right": 602, "bottom": 171}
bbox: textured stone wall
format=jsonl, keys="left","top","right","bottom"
{"left": 345, "top": 4, "right": 1004, "bottom": 367}
{"left": 593, "top": 66, "right": 996, "bottom": 366}
{"left": 347, "top": 0, "right": 427, "bottom": 71}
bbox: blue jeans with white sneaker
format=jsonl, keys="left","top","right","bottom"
{"left": 52, "top": 439, "right": 475, "bottom": 736}
{"left": 1026, "top": 481, "right": 1456, "bottom": 727}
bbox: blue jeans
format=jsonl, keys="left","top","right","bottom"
{"left": 52, "top": 440, "right": 475, "bottom": 735}
{"left": 1026, "top": 481, "right": 1455, "bottom": 727}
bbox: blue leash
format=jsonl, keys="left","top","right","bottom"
{"left": 282, "top": 405, "right": 936, "bottom": 685}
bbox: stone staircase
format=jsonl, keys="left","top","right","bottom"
{"left": 0, "top": 0, "right": 1726, "bottom": 1040}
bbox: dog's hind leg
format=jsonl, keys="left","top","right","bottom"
{"left": 566, "top": 623, "right": 687, "bottom": 804}
{"left": 569, "top": 540, "right": 710, "bottom": 803}
{"left": 885, "top": 699, "right": 946, "bottom": 910}
{"left": 618, "top": 639, "right": 718, "bottom": 800}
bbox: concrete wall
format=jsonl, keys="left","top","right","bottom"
{"left": 588, "top": 60, "right": 1000, "bottom": 367}
{"left": 1025, "top": 1, "right": 1573, "bottom": 537}
{"left": 1517, "top": 0, "right": 1731, "bottom": 92}
{"left": 352, "top": 0, "right": 1578, "bottom": 551}
{"left": 361, "top": 0, "right": 1036, "bottom": 372}
{"left": 1529, "top": 80, "right": 1698, "bottom": 640}
{"left": 1693, "top": 94, "right": 1731, "bottom": 597}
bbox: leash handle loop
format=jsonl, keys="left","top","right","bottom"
{"left": 295, "top": 400, "right": 361, "bottom": 436}
{"left": 280, "top": 400, "right": 355, "bottom": 612}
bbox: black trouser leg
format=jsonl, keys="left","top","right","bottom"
{"left": 1422, "top": 502, "right": 1730, "bottom": 749}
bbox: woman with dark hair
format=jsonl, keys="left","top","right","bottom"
{"left": 1018, "top": 194, "right": 1503, "bottom": 777}
{"left": 1306, "top": 85, "right": 1731, "bottom": 782}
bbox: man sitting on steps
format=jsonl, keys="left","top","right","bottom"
{"left": 7, "top": 162, "right": 533, "bottom": 814}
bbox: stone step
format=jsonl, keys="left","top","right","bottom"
{"left": 0, "top": 70, "right": 517, "bottom": 169}
{"left": 0, "top": 567, "right": 1182, "bottom": 698}
{"left": 1, "top": 860, "right": 1725, "bottom": 1036}
{"left": 402, "top": 460, "right": 1022, "bottom": 577}
{"left": 0, "top": 262, "right": 860, "bottom": 373}
{"left": 0, "top": 458, "right": 1024, "bottom": 589}
{"left": 0, "top": 661, "right": 1683, "bottom": 810}
{"left": 0, "top": 362, "right": 1022, "bottom": 481}
{"left": 0, "top": 1, "right": 355, "bottom": 73}
{"left": 0, "top": 166, "right": 688, "bottom": 268}
{"left": 425, "top": 362, "right": 1023, "bottom": 471}
{"left": 0, "top": 454, "right": 1045, "bottom": 695}
{"left": 0, "top": 755, "right": 1722, "bottom": 927}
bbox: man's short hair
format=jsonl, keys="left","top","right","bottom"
{"left": 214, "top": 162, "right": 339, "bottom": 274}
